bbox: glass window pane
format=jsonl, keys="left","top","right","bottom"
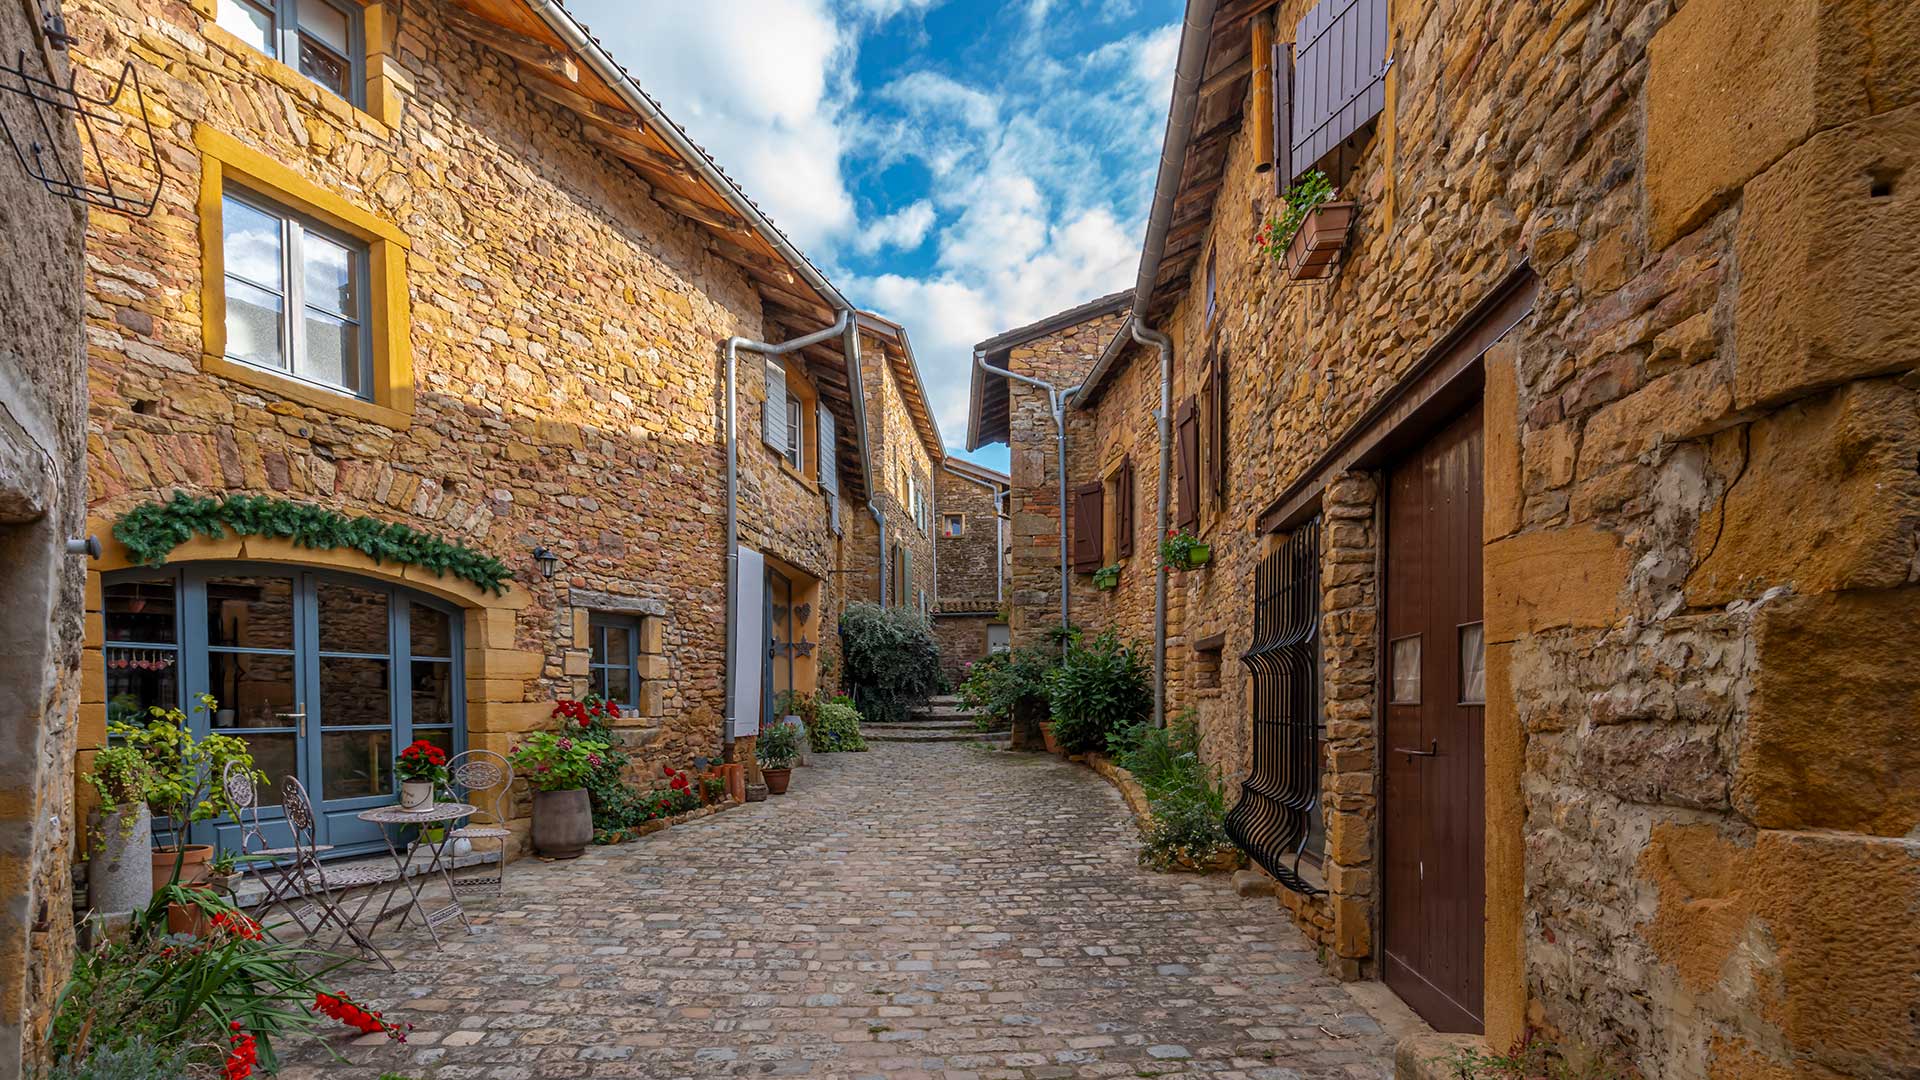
{"left": 319, "top": 656, "right": 391, "bottom": 728}
{"left": 205, "top": 575, "right": 295, "bottom": 650}
{"left": 1390, "top": 635, "right": 1421, "bottom": 705}
{"left": 1460, "top": 623, "right": 1487, "bottom": 705}
{"left": 296, "top": 0, "right": 350, "bottom": 53}
{"left": 411, "top": 727, "right": 454, "bottom": 759}
{"left": 601, "top": 625, "right": 631, "bottom": 668}
{"left": 207, "top": 651, "right": 296, "bottom": 728}
{"left": 409, "top": 605, "right": 452, "bottom": 660}
{"left": 239, "top": 731, "right": 298, "bottom": 808}
{"left": 216, "top": 0, "right": 275, "bottom": 57}
{"left": 104, "top": 579, "right": 177, "bottom": 644}
{"left": 604, "top": 665, "right": 633, "bottom": 707}
{"left": 317, "top": 581, "right": 388, "bottom": 654}
{"left": 225, "top": 277, "right": 286, "bottom": 371}
{"left": 298, "top": 37, "right": 350, "bottom": 98}
{"left": 591, "top": 667, "right": 608, "bottom": 702}
{"left": 106, "top": 646, "right": 178, "bottom": 726}
{"left": 589, "top": 626, "right": 606, "bottom": 664}
{"left": 411, "top": 660, "right": 452, "bottom": 727}
{"left": 222, "top": 196, "right": 283, "bottom": 289}
{"left": 322, "top": 729, "right": 392, "bottom": 800}
{"left": 300, "top": 309, "right": 361, "bottom": 393}
{"left": 301, "top": 230, "right": 357, "bottom": 318}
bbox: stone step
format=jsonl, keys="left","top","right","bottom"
{"left": 911, "top": 704, "right": 977, "bottom": 720}
{"left": 863, "top": 725, "right": 1010, "bottom": 744}
{"left": 879, "top": 717, "right": 979, "bottom": 732}
{"left": 926, "top": 694, "right": 963, "bottom": 707}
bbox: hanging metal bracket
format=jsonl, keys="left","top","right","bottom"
{"left": 1, "top": 49, "right": 165, "bottom": 216}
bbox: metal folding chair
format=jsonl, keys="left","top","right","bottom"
{"left": 445, "top": 749, "right": 514, "bottom": 898}
{"left": 223, "top": 761, "right": 334, "bottom": 934}
{"left": 277, "top": 775, "right": 395, "bottom": 971}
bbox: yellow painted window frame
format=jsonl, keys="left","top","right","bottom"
{"left": 192, "top": 0, "right": 406, "bottom": 130}
{"left": 195, "top": 124, "right": 414, "bottom": 430}
{"left": 776, "top": 357, "right": 819, "bottom": 489}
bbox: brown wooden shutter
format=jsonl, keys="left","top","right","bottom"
{"left": 1072, "top": 482, "right": 1104, "bottom": 571}
{"left": 1175, "top": 398, "right": 1200, "bottom": 530}
{"left": 1272, "top": 40, "right": 1294, "bottom": 187}
{"left": 1117, "top": 457, "right": 1135, "bottom": 560}
{"left": 1200, "top": 360, "right": 1218, "bottom": 500}
{"left": 1290, "top": 0, "right": 1389, "bottom": 180}
{"left": 1211, "top": 348, "right": 1229, "bottom": 498}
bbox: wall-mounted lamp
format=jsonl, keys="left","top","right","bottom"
{"left": 532, "top": 546, "right": 560, "bottom": 579}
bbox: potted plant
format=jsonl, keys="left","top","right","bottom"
{"left": 1160, "top": 528, "right": 1211, "bottom": 571}
{"left": 1255, "top": 170, "right": 1355, "bottom": 282}
{"left": 111, "top": 694, "right": 261, "bottom": 895}
{"left": 1039, "top": 717, "right": 1063, "bottom": 754}
{"left": 83, "top": 744, "right": 157, "bottom": 916}
{"left": 1092, "top": 564, "right": 1121, "bottom": 591}
{"left": 775, "top": 690, "right": 815, "bottom": 766}
{"left": 756, "top": 722, "right": 800, "bottom": 795}
{"left": 394, "top": 739, "right": 448, "bottom": 811}
{"left": 508, "top": 730, "right": 608, "bottom": 859}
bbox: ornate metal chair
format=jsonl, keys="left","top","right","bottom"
{"left": 222, "top": 761, "right": 334, "bottom": 932}
{"left": 277, "top": 775, "right": 394, "bottom": 970}
{"left": 445, "top": 749, "right": 514, "bottom": 898}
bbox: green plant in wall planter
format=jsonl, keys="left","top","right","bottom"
{"left": 113, "top": 491, "right": 515, "bottom": 595}
{"left": 1159, "top": 528, "right": 1211, "bottom": 570}
{"left": 1092, "top": 564, "right": 1121, "bottom": 590}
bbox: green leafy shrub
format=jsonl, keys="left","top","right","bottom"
{"left": 507, "top": 730, "right": 609, "bottom": 791}
{"left": 42, "top": 1037, "right": 196, "bottom": 1080}
{"left": 113, "top": 491, "right": 513, "bottom": 595}
{"left": 110, "top": 694, "right": 263, "bottom": 857}
{"left": 1044, "top": 631, "right": 1151, "bottom": 754}
{"left": 1110, "top": 712, "right": 1204, "bottom": 799}
{"left": 956, "top": 648, "right": 1055, "bottom": 732}
{"left": 1137, "top": 772, "right": 1233, "bottom": 871}
{"left": 756, "top": 721, "right": 801, "bottom": 770}
{"left": 837, "top": 602, "right": 945, "bottom": 724}
{"left": 809, "top": 697, "right": 869, "bottom": 752}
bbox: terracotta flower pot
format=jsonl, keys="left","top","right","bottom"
{"left": 531, "top": 788, "right": 591, "bottom": 859}
{"left": 762, "top": 767, "right": 792, "bottom": 795}
{"left": 166, "top": 880, "right": 225, "bottom": 935}
{"left": 720, "top": 763, "right": 746, "bottom": 804}
{"left": 1040, "top": 722, "right": 1062, "bottom": 755}
{"left": 151, "top": 843, "right": 214, "bottom": 894}
{"left": 1283, "top": 200, "right": 1356, "bottom": 281}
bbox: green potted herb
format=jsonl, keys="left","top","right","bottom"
{"left": 1092, "top": 564, "right": 1122, "bottom": 590}
{"left": 83, "top": 743, "right": 157, "bottom": 916}
{"left": 756, "top": 722, "right": 801, "bottom": 795}
{"left": 508, "top": 730, "right": 609, "bottom": 859}
{"left": 1160, "top": 528, "right": 1211, "bottom": 570}
{"left": 1254, "top": 170, "right": 1355, "bottom": 281}
{"left": 110, "top": 694, "right": 262, "bottom": 894}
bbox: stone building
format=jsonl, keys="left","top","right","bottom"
{"left": 64, "top": 0, "right": 887, "bottom": 880}
{"left": 0, "top": 2, "right": 90, "bottom": 1068}
{"left": 977, "top": 0, "right": 1920, "bottom": 1075}
{"left": 932, "top": 457, "right": 1010, "bottom": 682}
{"left": 845, "top": 313, "right": 944, "bottom": 619}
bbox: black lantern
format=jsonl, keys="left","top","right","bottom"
{"left": 532, "top": 546, "right": 560, "bottom": 578}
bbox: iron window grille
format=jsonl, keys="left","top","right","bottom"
{"left": 1226, "top": 516, "right": 1326, "bottom": 895}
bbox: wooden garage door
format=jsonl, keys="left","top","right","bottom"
{"left": 1382, "top": 401, "right": 1486, "bottom": 1034}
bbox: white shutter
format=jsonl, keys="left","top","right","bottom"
{"left": 762, "top": 359, "right": 788, "bottom": 450}
{"left": 818, "top": 404, "right": 838, "bottom": 494}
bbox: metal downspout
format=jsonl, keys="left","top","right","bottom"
{"left": 1131, "top": 320, "right": 1174, "bottom": 728}
{"left": 974, "top": 350, "right": 1078, "bottom": 636}
{"left": 724, "top": 310, "right": 853, "bottom": 746}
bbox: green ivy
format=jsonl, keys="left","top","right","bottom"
{"left": 112, "top": 491, "right": 515, "bottom": 595}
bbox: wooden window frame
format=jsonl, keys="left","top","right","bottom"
{"left": 942, "top": 512, "right": 965, "bottom": 539}
{"left": 220, "top": 185, "right": 375, "bottom": 402}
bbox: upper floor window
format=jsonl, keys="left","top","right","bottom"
{"left": 223, "top": 186, "right": 372, "bottom": 399}
{"left": 784, "top": 395, "right": 805, "bottom": 471}
{"left": 218, "top": 0, "right": 364, "bottom": 107}
{"left": 942, "top": 513, "right": 964, "bottom": 538}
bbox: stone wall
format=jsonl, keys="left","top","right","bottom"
{"left": 1007, "top": 0, "right": 1920, "bottom": 1072}
{"left": 846, "top": 332, "right": 938, "bottom": 616}
{"left": 933, "top": 465, "right": 1006, "bottom": 683}
{"left": 66, "top": 0, "right": 844, "bottom": 849}
{"left": 0, "top": 9, "right": 89, "bottom": 1070}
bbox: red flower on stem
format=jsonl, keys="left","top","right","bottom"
{"left": 224, "top": 1022, "right": 257, "bottom": 1080}
{"left": 315, "top": 992, "right": 412, "bottom": 1043}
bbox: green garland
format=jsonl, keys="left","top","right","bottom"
{"left": 113, "top": 492, "right": 515, "bottom": 595}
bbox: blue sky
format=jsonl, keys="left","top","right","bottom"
{"left": 564, "top": 0, "right": 1183, "bottom": 472}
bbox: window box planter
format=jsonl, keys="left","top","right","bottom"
{"left": 1184, "top": 543, "right": 1212, "bottom": 569}
{"left": 1093, "top": 565, "right": 1121, "bottom": 591}
{"left": 1284, "top": 200, "right": 1356, "bottom": 281}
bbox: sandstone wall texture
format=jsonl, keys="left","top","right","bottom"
{"left": 0, "top": 10, "right": 89, "bottom": 1070}
{"left": 845, "top": 332, "right": 938, "bottom": 618}
{"left": 933, "top": 465, "right": 1006, "bottom": 681}
{"left": 1006, "top": 0, "right": 1920, "bottom": 1073}
{"left": 66, "top": 0, "right": 847, "bottom": 855}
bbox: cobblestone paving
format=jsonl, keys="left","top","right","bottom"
{"left": 283, "top": 743, "right": 1394, "bottom": 1079}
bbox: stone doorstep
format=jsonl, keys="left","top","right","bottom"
{"left": 862, "top": 726, "right": 1011, "bottom": 743}
{"left": 230, "top": 846, "right": 503, "bottom": 911}
{"left": 1393, "top": 1032, "right": 1487, "bottom": 1080}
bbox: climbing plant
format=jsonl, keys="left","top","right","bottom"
{"left": 112, "top": 491, "right": 515, "bottom": 595}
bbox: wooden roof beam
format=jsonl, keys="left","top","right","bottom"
{"left": 443, "top": 4, "right": 579, "bottom": 81}
{"left": 520, "top": 73, "right": 645, "bottom": 133}
{"left": 580, "top": 124, "right": 696, "bottom": 183}
{"left": 705, "top": 235, "right": 797, "bottom": 287}
{"left": 652, "top": 189, "right": 755, "bottom": 238}
{"left": 1199, "top": 53, "right": 1251, "bottom": 99}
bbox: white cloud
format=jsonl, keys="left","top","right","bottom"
{"left": 881, "top": 71, "right": 1002, "bottom": 131}
{"left": 854, "top": 200, "right": 937, "bottom": 254}
{"left": 849, "top": 0, "right": 942, "bottom": 19}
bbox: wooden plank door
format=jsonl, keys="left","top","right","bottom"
{"left": 1382, "top": 402, "right": 1486, "bottom": 1033}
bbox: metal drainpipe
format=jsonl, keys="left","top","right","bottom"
{"left": 1131, "top": 319, "right": 1174, "bottom": 728}
{"left": 724, "top": 310, "right": 853, "bottom": 746}
{"left": 974, "top": 350, "right": 1078, "bottom": 636}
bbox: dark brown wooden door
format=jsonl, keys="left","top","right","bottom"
{"left": 1382, "top": 402, "right": 1486, "bottom": 1034}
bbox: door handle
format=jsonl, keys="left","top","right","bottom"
{"left": 277, "top": 702, "right": 306, "bottom": 738}
{"left": 1394, "top": 740, "right": 1438, "bottom": 760}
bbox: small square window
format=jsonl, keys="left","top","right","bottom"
{"left": 1459, "top": 622, "right": 1486, "bottom": 705}
{"left": 942, "top": 513, "right": 964, "bottom": 538}
{"left": 1390, "top": 634, "right": 1421, "bottom": 705}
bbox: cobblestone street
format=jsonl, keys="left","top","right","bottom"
{"left": 284, "top": 744, "right": 1396, "bottom": 1079}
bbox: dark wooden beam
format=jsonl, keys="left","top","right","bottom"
{"left": 520, "top": 73, "right": 645, "bottom": 132}
{"left": 1212, "top": 0, "right": 1280, "bottom": 33}
{"left": 580, "top": 123, "right": 696, "bottom": 182}
{"left": 705, "top": 235, "right": 796, "bottom": 287}
{"left": 652, "top": 189, "right": 753, "bottom": 237}
{"left": 1199, "top": 52, "right": 1251, "bottom": 99}
{"left": 443, "top": 4, "right": 579, "bottom": 81}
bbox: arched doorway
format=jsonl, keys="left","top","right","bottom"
{"left": 102, "top": 563, "right": 465, "bottom": 858}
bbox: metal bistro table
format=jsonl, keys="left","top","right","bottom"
{"left": 356, "top": 802, "right": 478, "bottom": 947}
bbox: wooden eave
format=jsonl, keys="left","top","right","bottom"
{"left": 858, "top": 315, "right": 946, "bottom": 465}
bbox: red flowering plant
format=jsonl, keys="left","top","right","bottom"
{"left": 314, "top": 991, "right": 411, "bottom": 1043}
{"left": 395, "top": 738, "right": 450, "bottom": 786}
{"left": 508, "top": 730, "right": 609, "bottom": 792}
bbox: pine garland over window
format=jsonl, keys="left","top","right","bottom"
{"left": 113, "top": 492, "right": 516, "bottom": 595}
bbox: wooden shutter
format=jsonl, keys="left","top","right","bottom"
{"left": 1200, "top": 359, "right": 1218, "bottom": 499}
{"left": 762, "top": 359, "right": 788, "bottom": 450}
{"left": 817, "top": 404, "right": 838, "bottom": 494}
{"left": 1176, "top": 398, "right": 1199, "bottom": 529}
{"left": 1116, "top": 457, "right": 1135, "bottom": 560}
{"left": 1211, "top": 348, "right": 1229, "bottom": 498}
{"left": 1290, "top": 0, "right": 1389, "bottom": 179}
{"left": 901, "top": 547, "right": 912, "bottom": 601}
{"left": 1072, "top": 482, "right": 1104, "bottom": 571}
{"left": 1273, "top": 41, "right": 1294, "bottom": 190}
